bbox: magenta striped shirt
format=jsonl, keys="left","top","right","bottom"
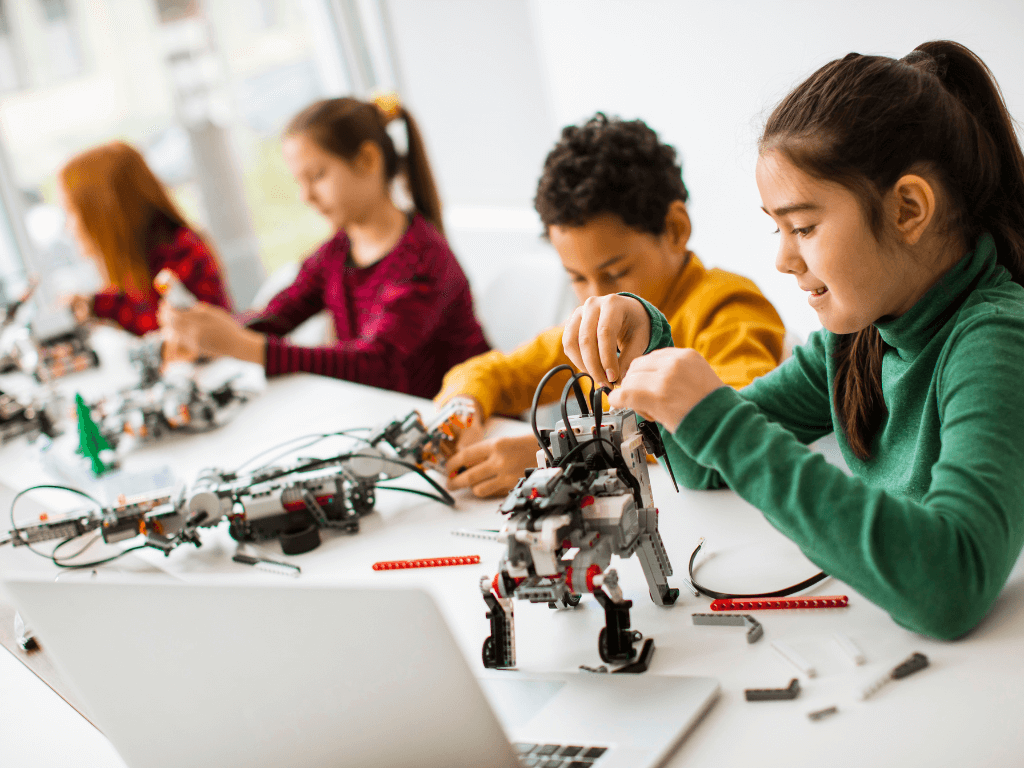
{"left": 245, "top": 215, "right": 490, "bottom": 398}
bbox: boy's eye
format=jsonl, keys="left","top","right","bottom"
{"left": 606, "top": 269, "right": 629, "bottom": 281}
{"left": 568, "top": 274, "right": 586, "bottom": 284}
{"left": 793, "top": 225, "right": 815, "bottom": 236}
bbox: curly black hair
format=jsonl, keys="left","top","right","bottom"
{"left": 534, "top": 113, "right": 688, "bottom": 236}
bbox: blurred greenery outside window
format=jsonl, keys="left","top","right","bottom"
{"left": 0, "top": 0, "right": 345, "bottom": 306}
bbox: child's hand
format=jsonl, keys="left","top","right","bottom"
{"left": 446, "top": 434, "right": 540, "bottom": 498}
{"left": 158, "top": 301, "right": 265, "bottom": 364}
{"left": 62, "top": 294, "right": 92, "bottom": 324}
{"left": 562, "top": 295, "right": 651, "bottom": 388}
{"left": 607, "top": 347, "right": 726, "bottom": 432}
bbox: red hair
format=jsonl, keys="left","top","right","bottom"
{"left": 59, "top": 141, "right": 190, "bottom": 298}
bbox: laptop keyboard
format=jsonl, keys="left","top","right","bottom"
{"left": 515, "top": 743, "right": 608, "bottom": 767}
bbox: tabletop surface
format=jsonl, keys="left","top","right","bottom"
{"left": 2, "top": 328, "right": 1024, "bottom": 768}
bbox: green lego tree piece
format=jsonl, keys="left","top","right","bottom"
{"left": 75, "top": 393, "right": 112, "bottom": 475}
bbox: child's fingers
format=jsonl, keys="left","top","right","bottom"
{"left": 445, "top": 442, "right": 495, "bottom": 489}
{"left": 562, "top": 308, "right": 586, "bottom": 372}
{"left": 576, "top": 300, "right": 614, "bottom": 386}
{"left": 471, "top": 476, "right": 515, "bottom": 499}
{"left": 448, "top": 458, "right": 497, "bottom": 491}
{"left": 596, "top": 303, "right": 625, "bottom": 384}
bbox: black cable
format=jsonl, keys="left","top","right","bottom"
{"left": 530, "top": 364, "right": 575, "bottom": 466}
{"left": 559, "top": 372, "right": 594, "bottom": 450}
{"left": 50, "top": 531, "right": 101, "bottom": 561}
{"left": 9, "top": 485, "right": 152, "bottom": 569}
{"left": 687, "top": 539, "right": 828, "bottom": 599}
{"left": 234, "top": 428, "right": 371, "bottom": 474}
{"left": 374, "top": 485, "right": 453, "bottom": 505}
{"left": 592, "top": 386, "right": 612, "bottom": 463}
{"left": 9, "top": 484, "right": 103, "bottom": 563}
{"left": 371, "top": 456, "right": 455, "bottom": 506}
{"left": 51, "top": 541, "right": 150, "bottom": 569}
{"left": 555, "top": 434, "right": 618, "bottom": 469}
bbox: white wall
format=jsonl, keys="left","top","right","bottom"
{"left": 527, "top": 0, "right": 1024, "bottom": 340}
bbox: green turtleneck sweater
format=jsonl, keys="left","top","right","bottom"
{"left": 637, "top": 233, "right": 1024, "bottom": 639}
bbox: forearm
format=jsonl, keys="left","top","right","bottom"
{"left": 263, "top": 337, "right": 407, "bottom": 391}
{"left": 674, "top": 386, "right": 1023, "bottom": 639}
{"left": 92, "top": 290, "right": 157, "bottom": 336}
{"left": 228, "top": 328, "right": 266, "bottom": 365}
{"left": 436, "top": 327, "right": 573, "bottom": 419}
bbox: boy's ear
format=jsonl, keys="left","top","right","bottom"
{"left": 891, "top": 174, "right": 936, "bottom": 246}
{"left": 662, "top": 200, "right": 692, "bottom": 251}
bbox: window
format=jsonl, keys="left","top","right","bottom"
{"left": 37, "top": 0, "right": 85, "bottom": 80}
{"left": 0, "top": 0, "right": 393, "bottom": 309}
{"left": 0, "top": 0, "right": 25, "bottom": 93}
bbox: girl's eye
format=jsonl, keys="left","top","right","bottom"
{"left": 793, "top": 225, "right": 815, "bottom": 236}
{"left": 772, "top": 228, "right": 780, "bottom": 235}
{"left": 606, "top": 270, "right": 629, "bottom": 281}
{"left": 311, "top": 168, "right": 326, "bottom": 181}
{"left": 569, "top": 275, "right": 586, "bottom": 284}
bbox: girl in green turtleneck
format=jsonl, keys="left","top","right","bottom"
{"left": 561, "top": 40, "right": 1024, "bottom": 640}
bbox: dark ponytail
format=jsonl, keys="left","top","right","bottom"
{"left": 913, "top": 41, "right": 1024, "bottom": 278}
{"left": 761, "top": 41, "right": 1024, "bottom": 460}
{"left": 285, "top": 97, "right": 445, "bottom": 236}
{"left": 395, "top": 107, "right": 444, "bottom": 236}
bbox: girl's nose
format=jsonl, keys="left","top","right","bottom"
{"left": 775, "top": 238, "right": 805, "bottom": 275}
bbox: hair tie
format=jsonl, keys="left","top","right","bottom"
{"left": 371, "top": 91, "right": 402, "bottom": 124}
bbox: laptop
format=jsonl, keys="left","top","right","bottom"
{"left": 3, "top": 574, "right": 718, "bottom": 768}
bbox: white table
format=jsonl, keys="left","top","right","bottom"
{"left": 2, "top": 335, "right": 1024, "bottom": 768}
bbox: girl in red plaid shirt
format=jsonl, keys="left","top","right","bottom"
{"left": 160, "top": 95, "right": 489, "bottom": 399}
{"left": 59, "top": 141, "right": 231, "bottom": 336}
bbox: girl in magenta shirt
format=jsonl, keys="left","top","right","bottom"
{"left": 160, "top": 95, "right": 489, "bottom": 398}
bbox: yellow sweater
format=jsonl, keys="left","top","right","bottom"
{"left": 437, "top": 254, "right": 785, "bottom": 419}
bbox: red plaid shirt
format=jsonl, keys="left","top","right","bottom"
{"left": 92, "top": 225, "right": 231, "bottom": 335}
{"left": 244, "top": 214, "right": 490, "bottom": 398}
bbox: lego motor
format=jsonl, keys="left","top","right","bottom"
{"left": 481, "top": 365, "right": 678, "bottom": 672}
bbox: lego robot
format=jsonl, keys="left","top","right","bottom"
{"left": 0, "top": 389, "right": 60, "bottom": 445}
{"left": 480, "top": 366, "right": 678, "bottom": 672}
{"left": 89, "top": 376, "right": 252, "bottom": 449}
{"left": 186, "top": 399, "right": 474, "bottom": 553}
{"left": 3, "top": 401, "right": 474, "bottom": 559}
{"left": 2, "top": 488, "right": 197, "bottom": 555}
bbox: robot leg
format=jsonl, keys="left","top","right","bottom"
{"left": 481, "top": 576, "right": 515, "bottom": 669}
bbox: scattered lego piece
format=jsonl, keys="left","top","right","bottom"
{"left": 859, "top": 652, "right": 929, "bottom": 700}
{"left": 771, "top": 640, "right": 817, "bottom": 678}
{"left": 808, "top": 705, "right": 838, "bottom": 721}
{"left": 710, "top": 595, "right": 848, "bottom": 611}
{"left": 579, "top": 664, "right": 608, "bottom": 674}
{"left": 833, "top": 633, "right": 866, "bottom": 665}
{"left": 451, "top": 528, "right": 501, "bottom": 542}
{"left": 153, "top": 268, "right": 197, "bottom": 309}
{"left": 372, "top": 555, "right": 481, "bottom": 570}
{"left": 745, "top": 678, "right": 800, "bottom": 701}
{"left": 692, "top": 612, "right": 763, "bottom": 643}
{"left": 75, "top": 393, "right": 114, "bottom": 476}
{"left": 232, "top": 552, "right": 301, "bottom": 576}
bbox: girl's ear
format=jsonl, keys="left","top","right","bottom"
{"left": 353, "top": 140, "right": 384, "bottom": 177}
{"left": 662, "top": 199, "right": 692, "bottom": 252}
{"left": 891, "top": 174, "right": 937, "bottom": 246}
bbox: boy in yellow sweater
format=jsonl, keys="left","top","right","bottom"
{"left": 438, "top": 113, "right": 785, "bottom": 497}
